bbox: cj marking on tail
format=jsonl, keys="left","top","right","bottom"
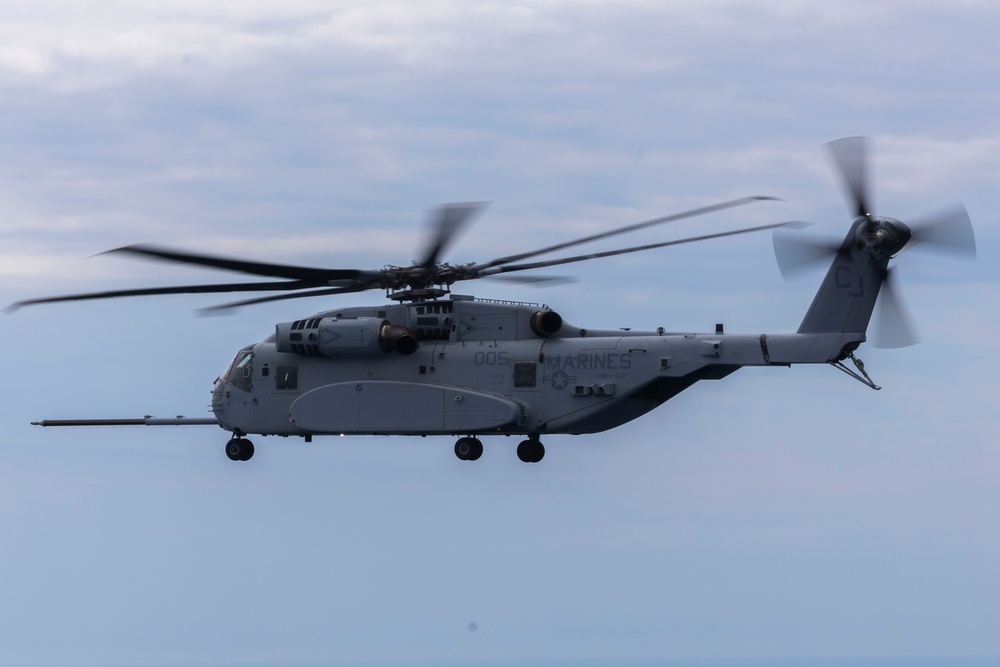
{"left": 836, "top": 266, "right": 864, "bottom": 297}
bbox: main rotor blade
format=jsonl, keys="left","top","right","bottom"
{"left": 484, "top": 274, "right": 577, "bottom": 286}
{"left": 905, "top": 204, "right": 976, "bottom": 259}
{"left": 484, "top": 222, "right": 790, "bottom": 275}
{"left": 475, "top": 195, "right": 778, "bottom": 271}
{"left": 826, "top": 137, "right": 871, "bottom": 218}
{"left": 5, "top": 280, "right": 328, "bottom": 313}
{"left": 200, "top": 284, "right": 372, "bottom": 313}
{"left": 418, "top": 202, "right": 486, "bottom": 269}
{"left": 106, "top": 244, "right": 375, "bottom": 282}
{"left": 873, "top": 266, "right": 919, "bottom": 348}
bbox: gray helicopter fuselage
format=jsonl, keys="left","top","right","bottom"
{"left": 211, "top": 295, "right": 863, "bottom": 439}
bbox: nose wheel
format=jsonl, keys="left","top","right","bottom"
{"left": 516, "top": 437, "right": 544, "bottom": 463}
{"left": 226, "top": 437, "right": 255, "bottom": 462}
{"left": 454, "top": 437, "right": 483, "bottom": 461}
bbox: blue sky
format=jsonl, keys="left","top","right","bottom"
{"left": 1, "top": 2, "right": 999, "bottom": 664}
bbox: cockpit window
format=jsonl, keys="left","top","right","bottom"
{"left": 228, "top": 349, "right": 254, "bottom": 392}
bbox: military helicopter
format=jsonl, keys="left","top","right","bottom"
{"left": 11, "top": 138, "right": 976, "bottom": 463}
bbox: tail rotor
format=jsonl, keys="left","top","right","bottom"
{"left": 774, "top": 137, "right": 976, "bottom": 348}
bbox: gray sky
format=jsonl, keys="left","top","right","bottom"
{"left": 2, "top": 1, "right": 999, "bottom": 663}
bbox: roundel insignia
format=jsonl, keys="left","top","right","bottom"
{"left": 545, "top": 370, "right": 574, "bottom": 391}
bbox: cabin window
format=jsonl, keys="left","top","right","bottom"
{"left": 513, "top": 362, "right": 537, "bottom": 388}
{"left": 275, "top": 364, "right": 298, "bottom": 390}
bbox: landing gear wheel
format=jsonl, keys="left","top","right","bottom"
{"left": 454, "top": 437, "right": 483, "bottom": 461}
{"left": 239, "top": 440, "right": 255, "bottom": 461}
{"left": 516, "top": 439, "right": 544, "bottom": 463}
{"left": 468, "top": 438, "right": 482, "bottom": 461}
{"left": 226, "top": 437, "right": 255, "bottom": 462}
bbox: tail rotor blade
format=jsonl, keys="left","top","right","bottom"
{"left": 873, "top": 267, "right": 919, "bottom": 348}
{"left": 772, "top": 226, "right": 842, "bottom": 279}
{"left": 826, "top": 136, "right": 871, "bottom": 218}
{"left": 906, "top": 204, "right": 976, "bottom": 259}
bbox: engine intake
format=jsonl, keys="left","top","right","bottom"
{"left": 276, "top": 317, "right": 418, "bottom": 357}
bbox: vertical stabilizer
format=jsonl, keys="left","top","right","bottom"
{"left": 796, "top": 217, "right": 909, "bottom": 336}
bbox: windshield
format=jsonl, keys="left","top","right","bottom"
{"left": 225, "top": 348, "right": 254, "bottom": 392}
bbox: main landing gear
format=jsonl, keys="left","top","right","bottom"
{"left": 454, "top": 435, "right": 545, "bottom": 463}
{"left": 454, "top": 436, "right": 483, "bottom": 461}
{"left": 516, "top": 436, "right": 544, "bottom": 464}
{"left": 226, "top": 436, "right": 255, "bottom": 462}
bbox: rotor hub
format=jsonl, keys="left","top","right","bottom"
{"left": 386, "top": 285, "right": 452, "bottom": 302}
{"left": 854, "top": 216, "right": 911, "bottom": 259}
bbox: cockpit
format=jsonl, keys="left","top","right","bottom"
{"left": 219, "top": 346, "right": 254, "bottom": 392}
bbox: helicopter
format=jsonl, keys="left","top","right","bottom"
{"left": 11, "top": 137, "right": 976, "bottom": 463}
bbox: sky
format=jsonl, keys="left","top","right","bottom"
{"left": 2, "top": 1, "right": 1000, "bottom": 664}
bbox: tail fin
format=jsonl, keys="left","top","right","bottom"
{"left": 796, "top": 217, "right": 909, "bottom": 336}
{"left": 797, "top": 248, "right": 885, "bottom": 335}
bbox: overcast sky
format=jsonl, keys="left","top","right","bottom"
{"left": 2, "top": 2, "right": 999, "bottom": 664}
